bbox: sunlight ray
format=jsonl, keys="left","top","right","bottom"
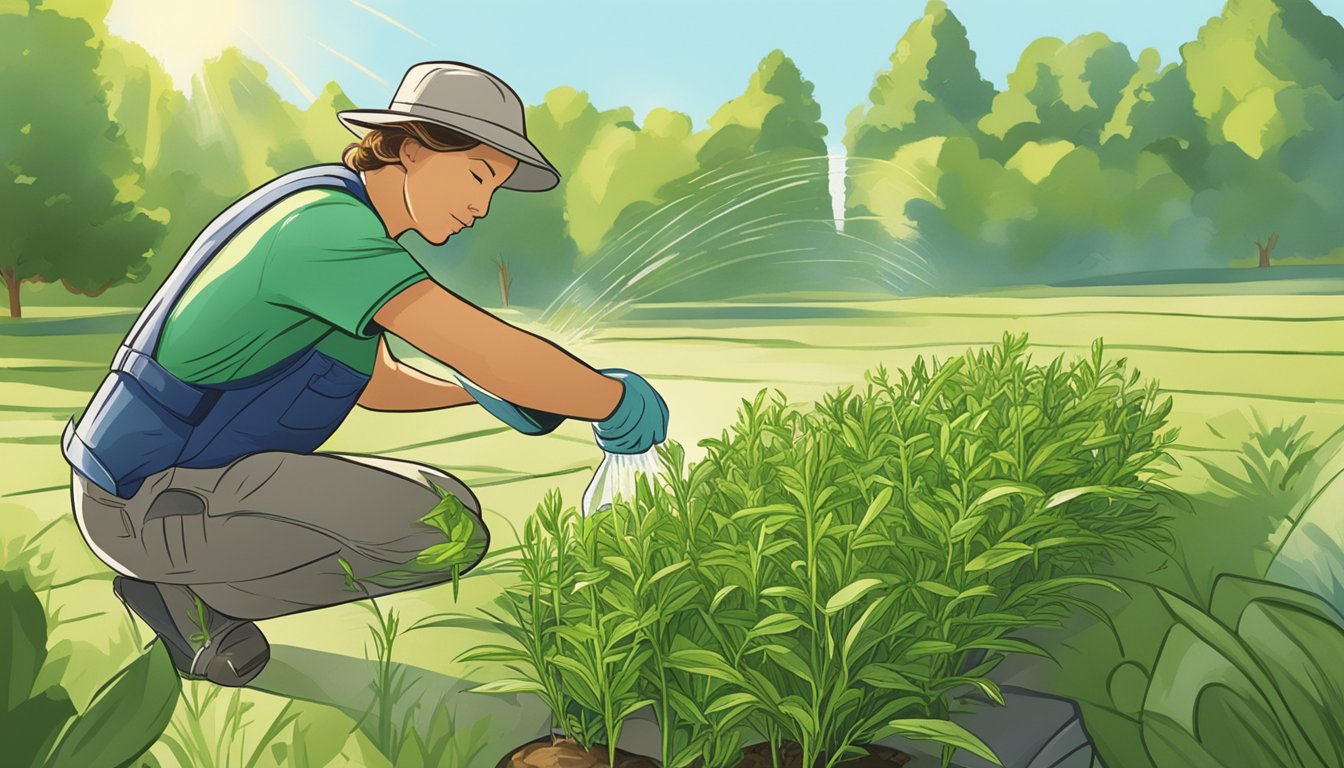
{"left": 315, "top": 40, "right": 389, "bottom": 86}
{"left": 348, "top": 0, "right": 429, "bottom": 43}
{"left": 242, "top": 31, "right": 317, "bottom": 102}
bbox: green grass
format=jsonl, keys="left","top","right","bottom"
{"left": 6, "top": 289, "right": 1344, "bottom": 765}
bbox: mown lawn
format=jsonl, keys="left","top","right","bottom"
{"left": 4, "top": 286, "right": 1343, "bottom": 764}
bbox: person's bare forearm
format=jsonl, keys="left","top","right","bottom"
{"left": 372, "top": 281, "right": 623, "bottom": 421}
{"left": 454, "top": 322, "right": 623, "bottom": 421}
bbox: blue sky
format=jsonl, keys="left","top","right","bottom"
{"left": 108, "top": 0, "right": 1344, "bottom": 149}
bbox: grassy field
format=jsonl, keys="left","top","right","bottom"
{"left": 4, "top": 285, "right": 1344, "bottom": 765}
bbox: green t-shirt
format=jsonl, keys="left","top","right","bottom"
{"left": 155, "top": 187, "right": 429, "bottom": 384}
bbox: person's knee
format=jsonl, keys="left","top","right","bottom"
{"left": 415, "top": 467, "right": 481, "bottom": 515}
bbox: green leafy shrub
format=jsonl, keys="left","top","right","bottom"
{"left": 0, "top": 568, "right": 179, "bottom": 768}
{"left": 429, "top": 333, "right": 1179, "bottom": 767}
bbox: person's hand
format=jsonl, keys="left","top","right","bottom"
{"left": 592, "top": 368, "right": 669, "bottom": 454}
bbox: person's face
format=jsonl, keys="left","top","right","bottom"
{"left": 398, "top": 137, "right": 520, "bottom": 245}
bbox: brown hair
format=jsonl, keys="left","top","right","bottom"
{"left": 342, "top": 121, "right": 482, "bottom": 172}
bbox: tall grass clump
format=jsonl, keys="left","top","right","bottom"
{"left": 157, "top": 684, "right": 300, "bottom": 768}
{"left": 438, "top": 332, "right": 1180, "bottom": 767}
{"left": 0, "top": 568, "right": 179, "bottom": 768}
{"left": 1196, "top": 411, "right": 1339, "bottom": 506}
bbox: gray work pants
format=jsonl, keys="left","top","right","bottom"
{"left": 69, "top": 451, "right": 490, "bottom": 621}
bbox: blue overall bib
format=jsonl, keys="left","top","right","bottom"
{"left": 62, "top": 164, "right": 378, "bottom": 500}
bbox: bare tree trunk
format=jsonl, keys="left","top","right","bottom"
{"left": 1255, "top": 231, "right": 1279, "bottom": 268}
{"left": 2, "top": 266, "right": 19, "bottom": 318}
{"left": 493, "top": 254, "right": 512, "bottom": 307}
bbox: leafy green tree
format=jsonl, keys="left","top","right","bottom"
{"left": 844, "top": 0, "right": 995, "bottom": 160}
{"left": 560, "top": 49, "right": 828, "bottom": 270}
{"left": 1177, "top": 0, "right": 1344, "bottom": 264}
{"left": 565, "top": 107, "right": 700, "bottom": 256}
{"left": 0, "top": 1, "right": 163, "bottom": 317}
{"left": 95, "top": 32, "right": 356, "bottom": 306}
{"left": 978, "top": 33, "right": 1139, "bottom": 160}
{"left": 842, "top": 0, "right": 998, "bottom": 278}
{"left": 756, "top": 52, "right": 828, "bottom": 154}
{"left": 301, "top": 81, "right": 360, "bottom": 164}
{"left": 1184, "top": 0, "right": 1344, "bottom": 158}
{"left": 564, "top": 50, "right": 835, "bottom": 305}
{"left": 21, "top": 0, "right": 348, "bottom": 307}
{"left": 696, "top": 49, "right": 827, "bottom": 166}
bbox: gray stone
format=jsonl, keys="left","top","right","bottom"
{"left": 550, "top": 651, "right": 1103, "bottom": 768}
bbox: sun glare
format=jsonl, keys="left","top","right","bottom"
{"left": 105, "top": 0, "right": 248, "bottom": 91}
{"left": 102, "top": 0, "right": 406, "bottom": 106}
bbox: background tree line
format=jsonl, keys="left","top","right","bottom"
{"left": 845, "top": 0, "right": 1344, "bottom": 290}
{"left": 2, "top": 0, "right": 1341, "bottom": 317}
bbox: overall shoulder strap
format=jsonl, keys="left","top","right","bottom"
{"left": 114, "top": 164, "right": 373, "bottom": 369}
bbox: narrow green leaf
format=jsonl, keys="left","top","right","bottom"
{"left": 711, "top": 584, "right": 741, "bottom": 611}
{"left": 617, "top": 698, "right": 656, "bottom": 721}
{"left": 843, "top": 599, "right": 883, "bottom": 660}
{"left": 762, "top": 585, "right": 811, "bottom": 605}
{"left": 466, "top": 679, "right": 545, "bottom": 695}
{"left": 601, "top": 556, "right": 634, "bottom": 578}
{"left": 949, "top": 515, "right": 985, "bottom": 542}
{"left": 825, "top": 578, "right": 884, "bottom": 613}
{"left": 668, "top": 688, "right": 708, "bottom": 725}
{"left": 549, "top": 655, "right": 603, "bottom": 704}
{"left": 767, "top": 646, "right": 814, "bottom": 683}
{"left": 780, "top": 700, "right": 819, "bottom": 737}
{"left": 905, "top": 640, "right": 957, "bottom": 659}
{"left": 855, "top": 486, "right": 894, "bottom": 537}
{"left": 909, "top": 499, "right": 946, "bottom": 535}
{"left": 734, "top": 503, "right": 796, "bottom": 520}
{"left": 916, "top": 581, "right": 960, "bottom": 599}
{"left": 453, "top": 645, "right": 529, "bottom": 664}
{"left": 957, "top": 637, "right": 1053, "bottom": 659}
{"left": 965, "top": 543, "right": 1034, "bottom": 573}
{"left": 706, "top": 692, "right": 759, "bottom": 714}
{"left": 856, "top": 663, "right": 922, "bottom": 693}
{"left": 1005, "top": 576, "right": 1122, "bottom": 606}
{"left": 749, "top": 613, "right": 806, "bottom": 638}
{"left": 671, "top": 743, "right": 704, "bottom": 767}
{"left": 665, "top": 649, "right": 744, "bottom": 684}
{"left": 969, "top": 483, "right": 1044, "bottom": 511}
{"left": 955, "top": 585, "right": 995, "bottom": 601}
{"left": 649, "top": 560, "right": 689, "bottom": 585}
{"left": 881, "top": 718, "right": 1002, "bottom": 765}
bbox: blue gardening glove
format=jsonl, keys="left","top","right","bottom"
{"left": 592, "top": 368, "right": 669, "bottom": 454}
{"left": 453, "top": 372, "right": 566, "bottom": 436}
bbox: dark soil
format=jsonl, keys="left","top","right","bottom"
{"left": 499, "top": 737, "right": 912, "bottom": 768}
{"left": 498, "top": 736, "right": 662, "bottom": 768}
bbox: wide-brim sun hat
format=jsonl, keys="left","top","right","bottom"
{"left": 338, "top": 61, "right": 560, "bottom": 192}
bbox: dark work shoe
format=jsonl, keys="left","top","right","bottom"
{"left": 112, "top": 575, "right": 270, "bottom": 686}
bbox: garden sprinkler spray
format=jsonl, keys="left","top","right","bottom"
{"left": 581, "top": 445, "right": 662, "bottom": 517}
{"left": 450, "top": 369, "right": 664, "bottom": 516}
